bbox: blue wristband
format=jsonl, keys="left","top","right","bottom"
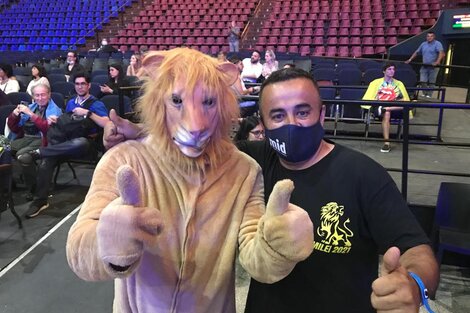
{"left": 409, "top": 271, "right": 434, "bottom": 313}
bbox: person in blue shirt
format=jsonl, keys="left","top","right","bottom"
{"left": 18, "top": 73, "right": 109, "bottom": 218}
{"left": 406, "top": 31, "right": 445, "bottom": 98}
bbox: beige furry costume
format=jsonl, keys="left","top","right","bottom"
{"left": 66, "top": 48, "right": 313, "bottom": 313}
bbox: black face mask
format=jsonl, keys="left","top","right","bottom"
{"left": 264, "top": 121, "right": 324, "bottom": 163}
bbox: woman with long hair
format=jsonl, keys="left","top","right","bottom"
{"left": 0, "top": 63, "right": 20, "bottom": 94}
{"left": 126, "top": 54, "right": 142, "bottom": 77}
{"left": 260, "top": 49, "right": 279, "bottom": 80}
{"left": 26, "top": 64, "right": 50, "bottom": 96}
{"left": 100, "top": 63, "right": 130, "bottom": 96}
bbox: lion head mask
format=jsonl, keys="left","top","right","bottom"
{"left": 136, "top": 48, "right": 239, "bottom": 174}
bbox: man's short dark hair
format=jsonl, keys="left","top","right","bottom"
{"left": 73, "top": 72, "right": 91, "bottom": 84}
{"left": 67, "top": 51, "right": 77, "bottom": 58}
{"left": 252, "top": 50, "right": 261, "bottom": 56}
{"left": 259, "top": 68, "right": 320, "bottom": 117}
{"left": 382, "top": 62, "right": 396, "bottom": 72}
{"left": 260, "top": 68, "right": 318, "bottom": 101}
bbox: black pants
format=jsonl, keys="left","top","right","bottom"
{"left": 34, "top": 137, "right": 91, "bottom": 201}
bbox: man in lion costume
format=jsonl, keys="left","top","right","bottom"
{"left": 66, "top": 48, "right": 314, "bottom": 313}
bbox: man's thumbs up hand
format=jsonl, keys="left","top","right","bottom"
{"left": 103, "top": 109, "right": 143, "bottom": 150}
{"left": 263, "top": 179, "right": 314, "bottom": 262}
{"left": 371, "top": 247, "right": 420, "bottom": 312}
{"left": 97, "top": 165, "right": 163, "bottom": 273}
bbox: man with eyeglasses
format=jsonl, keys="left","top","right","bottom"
{"left": 18, "top": 73, "right": 109, "bottom": 218}
{"left": 7, "top": 84, "right": 62, "bottom": 200}
{"left": 64, "top": 51, "right": 85, "bottom": 82}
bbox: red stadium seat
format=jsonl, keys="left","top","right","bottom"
{"left": 362, "top": 46, "right": 375, "bottom": 55}
{"left": 299, "top": 46, "right": 310, "bottom": 56}
{"left": 326, "top": 46, "right": 337, "bottom": 57}
{"left": 288, "top": 45, "right": 299, "bottom": 54}
{"left": 313, "top": 46, "right": 326, "bottom": 56}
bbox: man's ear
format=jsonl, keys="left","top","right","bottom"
{"left": 218, "top": 62, "right": 239, "bottom": 86}
{"left": 139, "top": 51, "right": 165, "bottom": 78}
{"left": 320, "top": 104, "right": 326, "bottom": 127}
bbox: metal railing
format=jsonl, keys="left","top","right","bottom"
{"left": 323, "top": 98, "right": 470, "bottom": 200}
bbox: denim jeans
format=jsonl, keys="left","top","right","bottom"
{"left": 419, "top": 66, "right": 439, "bottom": 96}
{"left": 229, "top": 40, "right": 239, "bottom": 52}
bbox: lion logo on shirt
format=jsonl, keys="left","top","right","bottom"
{"left": 317, "top": 202, "right": 353, "bottom": 246}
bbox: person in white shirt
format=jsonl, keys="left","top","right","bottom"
{"left": 0, "top": 63, "right": 20, "bottom": 94}
{"left": 241, "top": 50, "right": 263, "bottom": 83}
{"left": 26, "top": 64, "right": 50, "bottom": 96}
{"left": 261, "top": 49, "right": 279, "bottom": 80}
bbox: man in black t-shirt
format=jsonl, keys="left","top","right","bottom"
{"left": 102, "top": 68, "right": 439, "bottom": 313}
{"left": 239, "top": 68, "right": 438, "bottom": 313}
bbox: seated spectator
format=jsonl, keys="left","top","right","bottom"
{"left": 362, "top": 63, "right": 411, "bottom": 153}
{"left": 100, "top": 64, "right": 130, "bottom": 97}
{"left": 7, "top": 84, "right": 62, "bottom": 200}
{"left": 241, "top": 50, "right": 263, "bottom": 83}
{"left": 98, "top": 38, "right": 118, "bottom": 54}
{"left": 234, "top": 116, "right": 264, "bottom": 142}
{"left": 229, "top": 56, "right": 260, "bottom": 97}
{"left": 64, "top": 51, "right": 85, "bottom": 82}
{"left": 26, "top": 64, "right": 50, "bottom": 96}
{"left": 17, "top": 73, "right": 109, "bottom": 218}
{"left": 126, "top": 54, "right": 142, "bottom": 77}
{"left": 0, "top": 63, "right": 20, "bottom": 94}
{"left": 260, "top": 49, "right": 279, "bottom": 81}
{"left": 229, "top": 56, "right": 260, "bottom": 117}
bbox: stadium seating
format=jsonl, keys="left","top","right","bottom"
{"left": 254, "top": 0, "right": 440, "bottom": 57}
{"left": 0, "top": 0, "right": 135, "bottom": 51}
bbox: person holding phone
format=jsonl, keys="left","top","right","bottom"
{"left": 7, "top": 84, "right": 62, "bottom": 200}
{"left": 99, "top": 64, "right": 130, "bottom": 98}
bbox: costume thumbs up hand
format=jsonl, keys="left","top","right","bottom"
{"left": 265, "top": 179, "right": 294, "bottom": 218}
{"left": 117, "top": 164, "right": 142, "bottom": 206}
{"left": 262, "top": 179, "right": 314, "bottom": 262}
{"left": 97, "top": 165, "right": 163, "bottom": 274}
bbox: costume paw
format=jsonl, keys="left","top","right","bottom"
{"left": 97, "top": 165, "right": 163, "bottom": 273}
{"left": 263, "top": 179, "right": 314, "bottom": 261}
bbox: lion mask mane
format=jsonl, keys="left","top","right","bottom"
{"left": 136, "top": 48, "right": 239, "bottom": 175}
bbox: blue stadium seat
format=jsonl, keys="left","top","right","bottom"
{"left": 51, "top": 81, "right": 75, "bottom": 99}
{"left": 91, "top": 74, "right": 109, "bottom": 85}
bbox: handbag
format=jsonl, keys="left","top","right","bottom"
{"left": 47, "top": 98, "right": 98, "bottom": 144}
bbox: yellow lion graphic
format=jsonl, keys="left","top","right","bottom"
{"left": 317, "top": 202, "right": 353, "bottom": 246}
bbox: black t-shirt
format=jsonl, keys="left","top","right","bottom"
{"left": 237, "top": 139, "right": 430, "bottom": 313}
{"left": 64, "top": 63, "right": 85, "bottom": 78}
